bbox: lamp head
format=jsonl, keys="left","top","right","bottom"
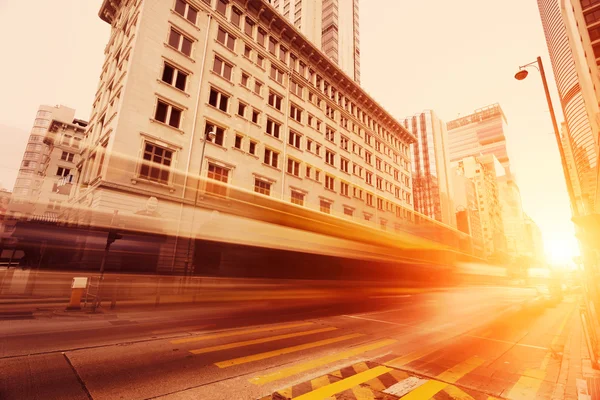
{"left": 207, "top": 130, "right": 216, "bottom": 140}
{"left": 514, "top": 69, "right": 529, "bottom": 81}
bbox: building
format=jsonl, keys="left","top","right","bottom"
{"left": 451, "top": 165, "right": 484, "bottom": 258}
{"left": 457, "top": 155, "right": 506, "bottom": 260}
{"left": 71, "top": 0, "right": 417, "bottom": 273}
{"left": 270, "top": 0, "right": 360, "bottom": 83}
{"left": 562, "top": 122, "right": 584, "bottom": 205}
{"left": 497, "top": 175, "right": 528, "bottom": 261}
{"left": 538, "top": 0, "right": 598, "bottom": 215}
{"left": 447, "top": 104, "right": 511, "bottom": 174}
{"left": 401, "top": 110, "right": 455, "bottom": 227}
{"left": 524, "top": 213, "right": 545, "bottom": 265}
{"left": 10, "top": 105, "right": 85, "bottom": 219}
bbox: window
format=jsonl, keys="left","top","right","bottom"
{"left": 174, "top": 0, "right": 198, "bottom": 24}
{"left": 376, "top": 176, "right": 383, "bottom": 190}
{"left": 288, "top": 130, "right": 301, "bottom": 148}
{"left": 208, "top": 88, "right": 229, "bottom": 112}
{"left": 377, "top": 198, "right": 384, "bottom": 211}
{"left": 207, "top": 163, "right": 229, "bottom": 196}
{"left": 56, "top": 167, "right": 71, "bottom": 177}
{"left": 162, "top": 62, "right": 188, "bottom": 91}
{"left": 325, "top": 150, "right": 335, "bottom": 166}
{"left": 264, "top": 148, "right": 279, "bottom": 168}
{"left": 291, "top": 190, "right": 304, "bottom": 206}
{"left": 269, "top": 37, "right": 277, "bottom": 55}
{"left": 217, "top": 27, "right": 235, "bottom": 51}
{"left": 61, "top": 151, "right": 75, "bottom": 162}
{"left": 251, "top": 109, "right": 260, "bottom": 124}
{"left": 249, "top": 140, "right": 257, "bottom": 155}
{"left": 366, "top": 171, "right": 373, "bottom": 185}
{"left": 240, "top": 72, "right": 249, "bottom": 87}
{"left": 155, "top": 99, "right": 183, "bottom": 128}
{"left": 305, "top": 165, "right": 312, "bottom": 178}
{"left": 257, "top": 28, "right": 266, "bottom": 47}
{"left": 168, "top": 28, "right": 193, "bottom": 56}
{"left": 287, "top": 158, "right": 300, "bottom": 176}
{"left": 320, "top": 200, "right": 331, "bottom": 214}
{"left": 325, "top": 127, "right": 335, "bottom": 142}
{"left": 231, "top": 7, "right": 242, "bottom": 27}
{"left": 298, "top": 61, "right": 306, "bottom": 77}
{"left": 73, "top": 137, "right": 82, "bottom": 149}
{"left": 315, "top": 120, "right": 322, "bottom": 131}
{"left": 366, "top": 193, "right": 374, "bottom": 207}
{"left": 256, "top": 54, "right": 265, "bottom": 68}
{"left": 326, "top": 105, "right": 334, "bottom": 119}
{"left": 254, "top": 178, "right": 271, "bottom": 195}
{"left": 140, "top": 142, "right": 172, "bottom": 184}
{"left": 365, "top": 151, "right": 372, "bottom": 164}
{"left": 254, "top": 80, "right": 263, "bottom": 95}
{"left": 268, "top": 91, "right": 283, "bottom": 110}
{"left": 205, "top": 122, "right": 225, "bottom": 146}
{"left": 243, "top": 45, "right": 251, "bottom": 58}
{"left": 307, "top": 114, "right": 313, "bottom": 126}
{"left": 290, "top": 104, "right": 302, "bottom": 122}
{"left": 325, "top": 174, "right": 334, "bottom": 190}
{"left": 234, "top": 134, "right": 242, "bottom": 149}
{"left": 62, "top": 135, "right": 72, "bottom": 145}
{"left": 341, "top": 182, "right": 349, "bottom": 196}
{"left": 237, "top": 102, "right": 247, "bottom": 117}
{"left": 279, "top": 46, "right": 287, "bottom": 62}
{"left": 212, "top": 56, "right": 233, "bottom": 80}
{"left": 290, "top": 80, "right": 303, "bottom": 98}
{"left": 270, "top": 65, "right": 284, "bottom": 84}
{"left": 376, "top": 158, "right": 382, "bottom": 171}
{"left": 340, "top": 158, "right": 349, "bottom": 173}
{"left": 266, "top": 119, "right": 281, "bottom": 138}
{"left": 353, "top": 186, "right": 363, "bottom": 199}
{"left": 244, "top": 17, "right": 254, "bottom": 36}
{"left": 344, "top": 207, "right": 354, "bottom": 217}
{"left": 216, "top": 0, "right": 228, "bottom": 16}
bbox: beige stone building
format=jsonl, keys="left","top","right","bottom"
{"left": 66, "top": 0, "right": 432, "bottom": 272}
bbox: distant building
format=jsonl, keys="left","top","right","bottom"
{"left": 452, "top": 165, "right": 484, "bottom": 258}
{"left": 271, "top": 0, "right": 360, "bottom": 82}
{"left": 497, "top": 175, "right": 528, "bottom": 261}
{"left": 524, "top": 213, "right": 545, "bottom": 264}
{"left": 447, "top": 104, "right": 511, "bottom": 174}
{"left": 10, "top": 105, "right": 85, "bottom": 220}
{"left": 401, "top": 110, "right": 455, "bottom": 227}
{"left": 457, "top": 155, "right": 506, "bottom": 260}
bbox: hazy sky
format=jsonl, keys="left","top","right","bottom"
{"left": 0, "top": 0, "right": 577, "bottom": 263}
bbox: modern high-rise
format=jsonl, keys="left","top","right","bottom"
{"left": 447, "top": 104, "right": 511, "bottom": 174}
{"left": 10, "top": 105, "right": 85, "bottom": 219}
{"left": 538, "top": 0, "right": 598, "bottom": 215}
{"left": 271, "top": 0, "right": 360, "bottom": 83}
{"left": 401, "top": 110, "right": 455, "bottom": 227}
{"left": 71, "top": 0, "right": 416, "bottom": 273}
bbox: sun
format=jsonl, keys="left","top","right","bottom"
{"left": 545, "top": 237, "right": 579, "bottom": 267}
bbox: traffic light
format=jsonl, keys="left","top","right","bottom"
{"left": 107, "top": 230, "right": 123, "bottom": 247}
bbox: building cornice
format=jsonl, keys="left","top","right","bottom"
{"left": 99, "top": 0, "right": 123, "bottom": 24}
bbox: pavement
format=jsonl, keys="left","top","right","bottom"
{"left": 0, "top": 287, "right": 597, "bottom": 400}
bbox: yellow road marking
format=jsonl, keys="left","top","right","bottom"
{"left": 444, "top": 384, "right": 475, "bottom": 400}
{"left": 189, "top": 327, "right": 337, "bottom": 354}
{"left": 277, "top": 387, "right": 292, "bottom": 398}
{"left": 311, "top": 375, "right": 331, "bottom": 390}
{"left": 171, "top": 322, "right": 313, "bottom": 344}
{"left": 400, "top": 356, "right": 484, "bottom": 400}
{"left": 385, "top": 345, "right": 439, "bottom": 368}
{"left": 506, "top": 369, "right": 544, "bottom": 399}
{"left": 216, "top": 333, "right": 365, "bottom": 368}
{"left": 294, "top": 366, "right": 392, "bottom": 400}
{"left": 250, "top": 339, "right": 397, "bottom": 385}
{"left": 352, "top": 385, "right": 376, "bottom": 400}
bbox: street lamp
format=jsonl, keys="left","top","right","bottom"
{"left": 183, "top": 129, "right": 216, "bottom": 277}
{"left": 514, "top": 56, "right": 577, "bottom": 215}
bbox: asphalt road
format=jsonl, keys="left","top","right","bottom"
{"left": 0, "top": 286, "right": 577, "bottom": 400}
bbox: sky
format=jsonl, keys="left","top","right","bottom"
{"left": 0, "top": 0, "right": 578, "bottom": 264}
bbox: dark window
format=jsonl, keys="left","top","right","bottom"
{"left": 155, "top": 100, "right": 169, "bottom": 122}
{"left": 208, "top": 88, "right": 229, "bottom": 112}
{"left": 252, "top": 109, "right": 259, "bottom": 123}
{"left": 207, "top": 164, "right": 229, "bottom": 196}
{"left": 217, "top": 27, "right": 235, "bottom": 51}
{"left": 231, "top": 7, "right": 242, "bottom": 27}
{"left": 140, "top": 143, "right": 172, "bottom": 183}
{"left": 291, "top": 191, "right": 304, "bottom": 206}
{"left": 287, "top": 158, "right": 300, "bottom": 176}
{"left": 216, "top": 0, "right": 228, "bottom": 16}
{"left": 238, "top": 102, "right": 246, "bottom": 117}
{"left": 257, "top": 28, "right": 266, "bottom": 47}
{"left": 234, "top": 134, "right": 242, "bottom": 149}
{"left": 205, "top": 123, "right": 225, "bottom": 146}
{"left": 245, "top": 17, "right": 254, "bottom": 36}
{"left": 320, "top": 200, "right": 331, "bottom": 214}
{"left": 254, "top": 178, "right": 271, "bottom": 195}
{"left": 162, "top": 62, "right": 187, "bottom": 91}
{"left": 249, "top": 141, "right": 257, "bottom": 155}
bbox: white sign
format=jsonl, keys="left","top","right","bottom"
{"left": 71, "top": 277, "right": 88, "bottom": 289}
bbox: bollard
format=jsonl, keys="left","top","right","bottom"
{"left": 67, "top": 277, "right": 88, "bottom": 310}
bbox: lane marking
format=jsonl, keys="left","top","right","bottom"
{"left": 443, "top": 384, "right": 476, "bottom": 400}
{"left": 250, "top": 339, "right": 397, "bottom": 385}
{"left": 400, "top": 356, "right": 485, "bottom": 399}
{"left": 151, "top": 324, "right": 214, "bottom": 335}
{"left": 293, "top": 366, "right": 393, "bottom": 400}
{"left": 189, "top": 327, "right": 337, "bottom": 355}
{"left": 384, "top": 376, "right": 428, "bottom": 397}
{"left": 170, "top": 322, "right": 313, "bottom": 344}
{"left": 506, "top": 369, "right": 544, "bottom": 399}
{"left": 216, "top": 333, "right": 365, "bottom": 368}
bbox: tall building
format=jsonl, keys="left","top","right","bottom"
{"left": 10, "top": 105, "right": 85, "bottom": 218}
{"left": 524, "top": 213, "right": 545, "bottom": 265}
{"left": 452, "top": 165, "right": 484, "bottom": 258}
{"left": 401, "top": 110, "right": 455, "bottom": 227}
{"left": 72, "top": 0, "right": 416, "bottom": 272}
{"left": 538, "top": 0, "right": 598, "bottom": 215}
{"left": 271, "top": 0, "right": 360, "bottom": 83}
{"left": 447, "top": 104, "right": 511, "bottom": 174}
{"left": 457, "top": 155, "right": 506, "bottom": 260}
{"left": 497, "top": 175, "right": 528, "bottom": 260}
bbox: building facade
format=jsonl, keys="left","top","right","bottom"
{"left": 497, "top": 175, "right": 528, "bottom": 261}
{"left": 451, "top": 165, "right": 484, "bottom": 258}
{"left": 401, "top": 110, "right": 455, "bottom": 227}
{"left": 71, "top": 0, "right": 416, "bottom": 272}
{"left": 524, "top": 213, "right": 545, "bottom": 265}
{"left": 447, "top": 104, "right": 511, "bottom": 174}
{"left": 10, "top": 105, "right": 85, "bottom": 219}
{"left": 538, "top": 0, "right": 598, "bottom": 215}
{"left": 270, "top": 0, "right": 360, "bottom": 83}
